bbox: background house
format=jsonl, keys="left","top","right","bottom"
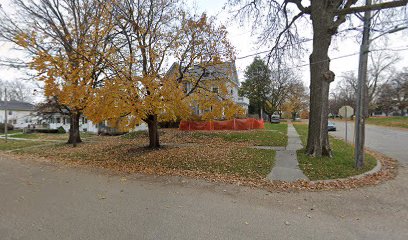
{"left": 0, "top": 100, "right": 37, "bottom": 128}
{"left": 168, "top": 61, "right": 250, "bottom": 115}
{"left": 36, "top": 109, "right": 147, "bottom": 134}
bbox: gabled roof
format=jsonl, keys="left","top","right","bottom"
{"left": 167, "top": 61, "right": 240, "bottom": 86}
{"left": 0, "top": 100, "right": 35, "bottom": 111}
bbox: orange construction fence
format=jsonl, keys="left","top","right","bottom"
{"left": 179, "top": 118, "right": 264, "bottom": 131}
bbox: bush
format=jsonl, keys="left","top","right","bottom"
{"left": 34, "top": 129, "right": 59, "bottom": 133}
{"left": 57, "top": 126, "right": 66, "bottom": 134}
{"left": 0, "top": 123, "right": 14, "bottom": 133}
{"left": 158, "top": 121, "right": 180, "bottom": 128}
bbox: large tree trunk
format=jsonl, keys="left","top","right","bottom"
{"left": 67, "top": 112, "right": 82, "bottom": 147}
{"left": 146, "top": 114, "right": 160, "bottom": 148}
{"left": 306, "top": 2, "right": 335, "bottom": 157}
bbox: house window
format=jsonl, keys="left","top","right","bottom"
{"left": 212, "top": 87, "right": 219, "bottom": 94}
{"left": 56, "top": 117, "right": 61, "bottom": 124}
{"left": 13, "top": 119, "right": 17, "bottom": 124}
{"left": 231, "top": 89, "right": 233, "bottom": 95}
{"left": 8, "top": 111, "right": 12, "bottom": 115}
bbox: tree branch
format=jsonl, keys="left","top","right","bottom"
{"left": 335, "top": 0, "right": 407, "bottom": 15}
{"left": 286, "top": 0, "right": 311, "bottom": 14}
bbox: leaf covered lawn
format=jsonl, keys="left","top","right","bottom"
{"left": 16, "top": 129, "right": 275, "bottom": 180}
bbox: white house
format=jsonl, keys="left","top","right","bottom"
{"left": 35, "top": 111, "right": 147, "bottom": 134}
{"left": 0, "top": 100, "right": 37, "bottom": 128}
{"left": 38, "top": 112, "right": 99, "bottom": 133}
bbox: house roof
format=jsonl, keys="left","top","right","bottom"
{"left": 0, "top": 100, "right": 35, "bottom": 111}
{"left": 167, "top": 61, "right": 240, "bottom": 86}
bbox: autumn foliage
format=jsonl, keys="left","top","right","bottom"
{"left": 1, "top": 0, "right": 244, "bottom": 148}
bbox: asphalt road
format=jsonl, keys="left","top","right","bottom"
{"left": 1, "top": 154, "right": 408, "bottom": 240}
{"left": 330, "top": 122, "right": 408, "bottom": 165}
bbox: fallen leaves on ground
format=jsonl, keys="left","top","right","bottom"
{"left": 7, "top": 128, "right": 398, "bottom": 192}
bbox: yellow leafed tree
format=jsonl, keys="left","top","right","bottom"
{"left": 86, "top": 1, "right": 244, "bottom": 148}
{"left": 0, "top": 0, "right": 116, "bottom": 146}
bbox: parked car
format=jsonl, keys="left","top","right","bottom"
{"left": 271, "top": 115, "right": 280, "bottom": 124}
{"left": 328, "top": 121, "right": 336, "bottom": 131}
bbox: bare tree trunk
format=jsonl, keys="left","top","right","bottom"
{"left": 146, "top": 114, "right": 160, "bottom": 148}
{"left": 306, "top": 2, "right": 334, "bottom": 157}
{"left": 67, "top": 112, "right": 82, "bottom": 147}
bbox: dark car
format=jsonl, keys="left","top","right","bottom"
{"left": 328, "top": 121, "right": 336, "bottom": 131}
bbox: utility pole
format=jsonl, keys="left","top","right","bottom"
{"left": 355, "top": 0, "right": 372, "bottom": 169}
{"left": 354, "top": 0, "right": 407, "bottom": 169}
{"left": 4, "top": 87, "right": 8, "bottom": 142}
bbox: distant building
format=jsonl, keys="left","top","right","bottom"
{"left": 167, "top": 61, "right": 250, "bottom": 115}
{"left": 0, "top": 100, "right": 37, "bottom": 128}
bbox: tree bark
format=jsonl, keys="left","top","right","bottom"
{"left": 306, "top": 2, "right": 335, "bottom": 157}
{"left": 146, "top": 114, "right": 160, "bottom": 148}
{"left": 67, "top": 112, "right": 82, "bottom": 147}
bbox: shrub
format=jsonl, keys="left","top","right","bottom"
{"left": 0, "top": 123, "right": 14, "bottom": 133}
{"left": 57, "top": 126, "right": 66, "bottom": 134}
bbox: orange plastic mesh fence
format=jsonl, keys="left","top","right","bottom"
{"left": 179, "top": 118, "right": 264, "bottom": 131}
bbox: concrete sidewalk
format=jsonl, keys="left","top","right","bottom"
{"left": 267, "top": 122, "right": 308, "bottom": 181}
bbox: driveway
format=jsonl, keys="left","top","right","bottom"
{"left": 330, "top": 122, "right": 408, "bottom": 165}
{"left": 1, "top": 154, "right": 407, "bottom": 240}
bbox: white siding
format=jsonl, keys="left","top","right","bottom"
{"left": 0, "top": 109, "right": 36, "bottom": 128}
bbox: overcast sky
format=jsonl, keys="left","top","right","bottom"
{"left": 0, "top": 0, "right": 407, "bottom": 103}
{"left": 189, "top": 0, "right": 408, "bottom": 86}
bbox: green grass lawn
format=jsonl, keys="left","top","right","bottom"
{"left": 11, "top": 133, "right": 41, "bottom": 139}
{"left": 192, "top": 123, "right": 288, "bottom": 146}
{"left": 366, "top": 116, "right": 408, "bottom": 129}
{"left": 0, "top": 140, "right": 48, "bottom": 151}
{"left": 10, "top": 132, "right": 96, "bottom": 141}
{"left": 293, "top": 123, "right": 377, "bottom": 180}
{"left": 0, "top": 129, "right": 23, "bottom": 135}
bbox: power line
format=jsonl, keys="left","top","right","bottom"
{"left": 271, "top": 46, "right": 408, "bottom": 71}
{"left": 236, "top": 38, "right": 313, "bottom": 60}
{"left": 235, "top": 20, "right": 408, "bottom": 61}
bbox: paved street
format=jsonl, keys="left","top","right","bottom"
{"left": 1, "top": 153, "right": 408, "bottom": 240}
{"left": 330, "top": 122, "right": 408, "bottom": 165}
